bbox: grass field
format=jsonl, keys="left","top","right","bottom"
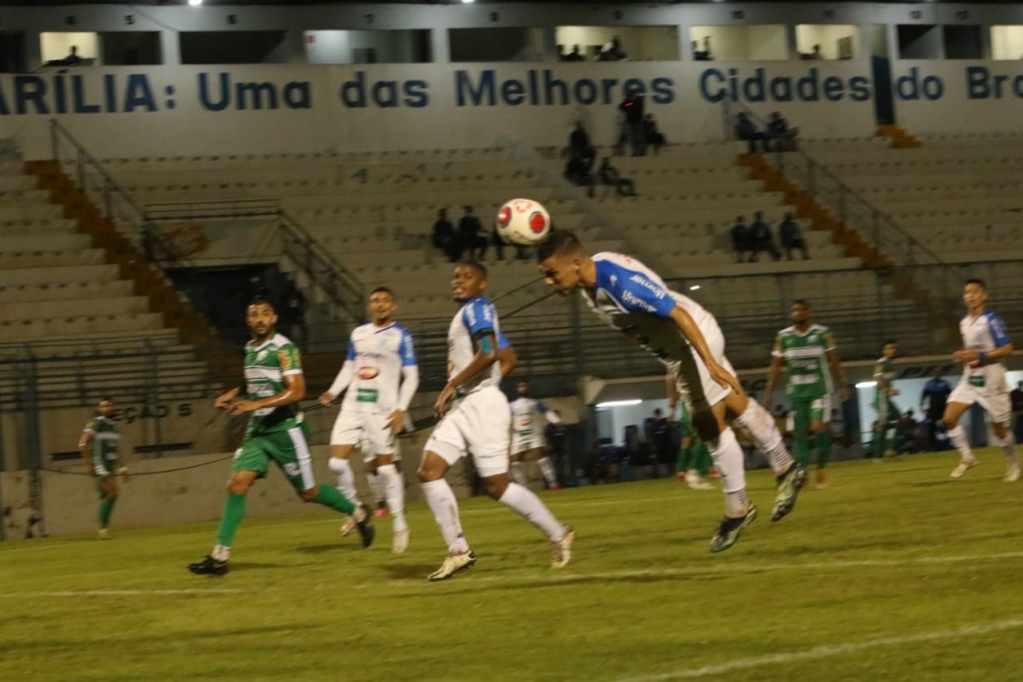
{"left": 3, "top": 449, "right": 1023, "bottom": 682}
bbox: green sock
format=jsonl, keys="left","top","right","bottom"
{"left": 216, "top": 493, "right": 247, "bottom": 547}
{"left": 98, "top": 496, "right": 115, "bottom": 529}
{"left": 677, "top": 447, "right": 692, "bottom": 474}
{"left": 873, "top": 431, "right": 885, "bottom": 458}
{"left": 793, "top": 431, "right": 810, "bottom": 466}
{"left": 313, "top": 483, "right": 356, "bottom": 515}
{"left": 694, "top": 442, "right": 712, "bottom": 477}
{"left": 815, "top": 431, "right": 831, "bottom": 469}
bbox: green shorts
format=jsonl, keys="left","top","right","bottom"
{"left": 873, "top": 396, "right": 899, "bottom": 425}
{"left": 791, "top": 395, "right": 830, "bottom": 430}
{"left": 232, "top": 424, "right": 317, "bottom": 493}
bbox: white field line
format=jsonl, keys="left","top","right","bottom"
{"left": 613, "top": 618, "right": 1023, "bottom": 681}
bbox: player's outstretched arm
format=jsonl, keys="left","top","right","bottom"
{"left": 78, "top": 429, "right": 94, "bottom": 475}
{"left": 763, "top": 355, "right": 785, "bottom": 411}
{"left": 215, "top": 386, "right": 241, "bottom": 410}
{"left": 667, "top": 305, "right": 742, "bottom": 394}
{"left": 826, "top": 348, "right": 850, "bottom": 401}
{"left": 231, "top": 373, "right": 306, "bottom": 416}
{"left": 320, "top": 361, "right": 354, "bottom": 406}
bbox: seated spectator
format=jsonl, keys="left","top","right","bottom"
{"left": 811, "top": 44, "right": 824, "bottom": 60}
{"left": 64, "top": 46, "right": 83, "bottom": 66}
{"left": 766, "top": 112, "right": 799, "bottom": 152}
{"left": 701, "top": 36, "right": 714, "bottom": 60}
{"left": 431, "top": 208, "right": 460, "bottom": 262}
{"left": 598, "top": 36, "right": 626, "bottom": 62}
{"left": 778, "top": 212, "right": 809, "bottom": 260}
{"left": 458, "top": 206, "right": 487, "bottom": 259}
{"left": 692, "top": 40, "right": 710, "bottom": 61}
{"left": 730, "top": 216, "right": 751, "bottom": 263}
{"left": 749, "top": 211, "right": 781, "bottom": 262}
{"left": 490, "top": 223, "right": 527, "bottom": 261}
{"left": 735, "top": 112, "right": 764, "bottom": 154}
{"left": 562, "top": 44, "right": 586, "bottom": 62}
{"left": 564, "top": 123, "right": 596, "bottom": 196}
{"left": 643, "top": 114, "right": 666, "bottom": 154}
{"left": 599, "top": 157, "right": 636, "bottom": 197}
{"left": 568, "top": 121, "right": 594, "bottom": 163}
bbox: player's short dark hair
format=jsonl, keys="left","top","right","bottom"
{"left": 965, "top": 278, "right": 987, "bottom": 290}
{"left": 791, "top": 299, "right": 810, "bottom": 308}
{"left": 248, "top": 296, "right": 274, "bottom": 310}
{"left": 370, "top": 286, "right": 396, "bottom": 299}
{"left": 98, "top": 396, "right": 114, "bottom": 404}
{"left": 883, "top": 339, "right": 897, "bottom": 347}
{"left": 536, "top": 230, "right": 584, "bottom": 262}
{"left": 458, "top": 259, "right": 487, "bottom": 279}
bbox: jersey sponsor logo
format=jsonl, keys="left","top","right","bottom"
{"left": 628, "top": 274, "right": 667, "bottom": 299}
{"left": 256, "top": 350, "right": 269, "bottom": 362}
{"left": 620, "top": 289, "right": 658, "bottom": 313}
{"left": 278, "top": 348, "right": 300, "bottom": 371}
{"left": 358, "top": 366, "right": 379, "bottom": 380}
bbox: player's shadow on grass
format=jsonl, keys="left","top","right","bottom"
{"left": 380, "top": 564, "right": 438, "bottom": 580}
{"left": 295, "top": 543, "right": 370, "bottom": 555}
{"left": 907, "top": 477, "right": 1000, "bottom": 488}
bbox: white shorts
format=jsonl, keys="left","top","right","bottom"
{"left": 425, "top": 386, "right": 510, "bottom": 478}
{"left": 510, "top": 433, "right": 545, "bottom": 455}
{"left": 330, "top": 409, "right": 396, "bottom": 457}
{"left": 666, "top": 315, "right": 735, "bottom": 413}
{"left": 948, "top": 383, "right": 1012, "bottom": 426}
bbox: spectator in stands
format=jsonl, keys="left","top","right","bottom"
{"left": 619, "top": 94, "right": 646, "bottom": 156}
{"left": 64, "top": 46, "right": 83, "bottom": 66}
{"left": 491, "top": 222, "right": 527, "bottom": 261}
{"left": 649, "top": 408, "right": 673, "bottom": 479}
{"left": 599, "top": 36, "right": 626, "bottom": 62}
{"left": 431, "top": 208, "right": 460, "bottom": 262}
{"left": 750, "top": 211, "right": 781, "bottom": 261}
{"left": 1011, "top": 381, "right": 1023, "bottom": 444}
{"left": 735, "top": 112, "right": 764, "bottom": 154}
{"left": 643, "top": 114, "right": 667, "bottom": 154}
{"left": 599, "top": 157, "right": 636, "bottom": 197}
{"left": 778, "top": 212, "right": 810, "bottom": 260}
{"left": 692, "top": 40, "right": 712, "bottom": 61}
{"left": 702, "top": 37, "right": 713, "bottom": 60}
{"left": 731, "top": 215, "right": 751, "bottom": 263}
{"left": 279, "top": 276, "right": 308, "bottom": 350}
{"left": 561, "top": 45, "right": 585, "bottom": 62}
{"left": 565, "top": 122, "right": 596, "bottom": 195}
{"left": 811, "top": 44, "right": 824, "bottom": 60}
{"left": 458, "top": 205, "right": 487, "bottom": 259}
{"left": 896, "top": 409, "right": 922, "bottom": 454}
{"left": 766, "top": 112, "right": 799, "bottom": 152}
{"left": 921, "top": 369, "right": 952, "bottom": 451}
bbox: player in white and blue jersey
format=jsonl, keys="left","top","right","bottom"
{"left": 417, "top": 261, "right": 574, "bottom": 581}
{"left": 537, "top": 230, "right": 805, "bottom": 553}
{"left": 509, "top": 380, "right": 562, "bottom": 490}
{"left": 945, "top": 279, "right": 1019, "bottom": 482}
{"left": 319, "top": 286, "right": 419, "bottom": 553}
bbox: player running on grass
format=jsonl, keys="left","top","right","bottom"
{"left": 319, "top": 286, "right": 419, "bottom": 554}
{"left": 872, "top": 340, "right": 900, "bottom": 461}
{"left": 189, "top": 298, "right": 373, "bottom": 576}
{"left": 764, "top": 300, "right": 849, "bottom": 489}
{"left": 536, "top": 230, "right": 805, "bottom": 553}
{"left": 944, "top": 279, "right": 1019, "bottom": 482}
{"left": 509, "top": 380, "right": 563, "bottom": 490}
{"left": 79, "top": 397, "right": 129, "bottom": 539}
{"left": 417, "top": 261, "right": 574, "bottom": 581}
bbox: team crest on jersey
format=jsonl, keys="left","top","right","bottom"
{"left": 358, "top": 366, "right": 379, "bottom": 380}
{"left": 256, "top": 350, "right": 268, "bottom": 362}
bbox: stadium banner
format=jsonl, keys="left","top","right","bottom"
{"left": 0, "top": 62, "right": 876, "bottom": 158}
{"left": 892, "top": 60, "right": 1023, "bottom": 135}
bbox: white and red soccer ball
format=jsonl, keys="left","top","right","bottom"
{"left": 495, "top": 198, "right": 552, "bottom": 247}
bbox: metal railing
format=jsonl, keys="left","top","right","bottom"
{"left": 721, "top": 100, "right": 959, "bottom": 313}
{"left": 49, "top": 120, "right": 365, "bottom": 322}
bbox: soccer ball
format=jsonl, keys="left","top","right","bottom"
{"left": 495, "top": 198, "right": 552, "bottom": 247}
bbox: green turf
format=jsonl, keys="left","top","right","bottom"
{"left": 3, "top": 450, "right": 1023, "bottom": 682}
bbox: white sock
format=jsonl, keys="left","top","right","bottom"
{"left": 733, "top": 398, "right": 794, "bottom": 475}
{"left": 707, "top": 428, "right": 749, "bottom": 517}
{"left": 421, "top": 479, "right": 469, "bottom": 555}
{"left": 1001, "top": 431, "right": 1019, "bottom": 466}
{"left": 377, "top": 464, "right": 407, "bottom": 533}
{"left": 947, "top": 425, "right": 975, "bottom": 462}
{"left": 366, "top": 470, "right": 385, "bottom": 506}
{"left": 328, "top": 457, "right": 359, "bottom": 505}
{"left": 498, "top": 482, "right": 565, "bottom": 542}
{"left": 510, "top": 460, "right": 527, "bottom": 486}
{"left": 536, "top": 457, "right": 558, "bottom": 488}
{"left": 211, "top": 544, "right": 230, "bottom": 562}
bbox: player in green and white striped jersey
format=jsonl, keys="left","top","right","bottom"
{"left": 765, "top": 300, "right": 849, "bottom": 489}
{"left": 78, "top": 397, "right": 129, "bottom": 539}
{"left": 872, "top": 340, "right": 900, "bottom": 461}
{"left": 189, "top": 298, "right": 373, "bottom": 576}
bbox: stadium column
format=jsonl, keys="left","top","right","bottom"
{"left": 430, "top": 28, "right": 450, "bottom": 64}
{"left": 160, "top": 30, "right": 181, "bottom": 65}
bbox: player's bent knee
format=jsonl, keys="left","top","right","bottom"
{"left": 417, "top": 452, "right": 446, "bottom": 483}
{"left": 298, "top": 486, "right": 318, "bottom": 502}
{"left": 483, "top": 475, "right": 509, "bottom": 499}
